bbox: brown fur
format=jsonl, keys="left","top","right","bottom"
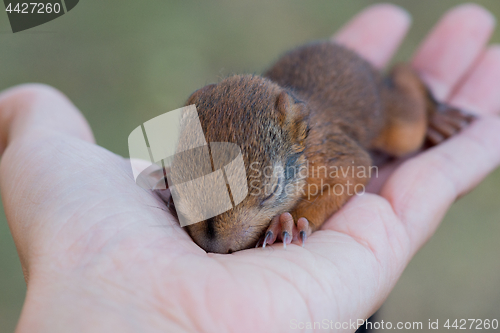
{"left": 169, "top": 41, "right": 471, "bottom": 253}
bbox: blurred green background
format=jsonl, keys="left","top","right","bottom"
{"left": 0, "top": 0, "right": 499, "bottom": 331}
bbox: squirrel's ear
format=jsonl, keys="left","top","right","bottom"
{"left": 275, "top": 91, "right": 308, "bottom": 147}
{"left": 275, "top": 91, "right": 292, "bottom": 123}
{"left": 186, "top": 83, "right": 216, "bottom": 105}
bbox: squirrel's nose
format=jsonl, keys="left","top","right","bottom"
{"left": 199, "top": 236, "right": 235, "bottom": 254}
{"left": 196, "top": 234, "right": 241, "bottom": 254}
{"left": 188, "top": 217, "right": 257, "bottom": 254}
{"left": 192, "top": 219, "right": 229, "bottom": 253}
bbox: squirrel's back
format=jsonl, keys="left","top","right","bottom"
{"left": 264, "top": 41, "right": 385, "bottom": 147}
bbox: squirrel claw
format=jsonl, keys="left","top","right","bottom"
{"left": 262, "top": 215, "right": 280, "bottom": 248}
{"left": 262, "top": 231, "right": 273, "bottom": 248}
{"left": 280, "top": 213, "right": 294, "bottom": 248}
{"left": 282, "top": 232, "right": 291, "bottom": 249}
{"left": 299, "top": 231, "right": 307, "bottom": 247}
{"left": 261, "top": 213, "right": 310, "bottom": 249}
{"left": 297, "top": 217, "right": 309, "bottom": 247}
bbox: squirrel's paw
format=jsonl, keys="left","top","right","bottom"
{"left": 427, "top": 104, "right": 476, "bottom": 145}
{"left": 255, "top": 213, "right": 310, "bottom": 249}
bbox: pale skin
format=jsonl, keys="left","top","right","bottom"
{"left": 1, "top": 3, "right": 500, "bottom": 333}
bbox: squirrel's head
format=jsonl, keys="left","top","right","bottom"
{"left": 170, "top": 75, "right": 309, "bottom": 253}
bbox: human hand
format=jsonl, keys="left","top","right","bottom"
{"left": 1, "top": 3, "right": 499, "bottom": 333}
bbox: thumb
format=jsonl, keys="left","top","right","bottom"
{"left": 0, "top": 84, "right": 97, "bottom": 276}
{"left": 0, "top": 84, "right": 94, "bottom": 154}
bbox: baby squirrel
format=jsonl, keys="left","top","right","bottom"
{"left": 163, "top": 41, "right": 474, "bottom": 254}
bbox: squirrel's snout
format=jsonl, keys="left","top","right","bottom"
{"left": 187, "top": 217, "right": 259, "bottom": 254}
{"left": 195, "top": 236, "right": 239, "bottom": 254}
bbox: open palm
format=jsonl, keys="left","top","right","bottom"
{"left": 1, "top": 4, "right": 499, "bottom": 333}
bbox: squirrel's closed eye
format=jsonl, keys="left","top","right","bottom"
{"left": 261, "top": 176, "right": 283, "bottom": 204}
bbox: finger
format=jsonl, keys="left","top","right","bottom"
{"left": 448, "top": 45, "right": 500, "bottom": 116}
{"left": 380, "top": 116, "right": 500, "bottom": 256}
{"left": 412, "top": 4, "right": 496, "bottom": 100}
{"left": 0, "top": 84, "right": 95, "bottom": 155}
{"left": 365, "top": 156, "right": 410, "bottom": 194}
{"left": 0, "top": 85, "right": 102, "bottom": 269}
{"left": 333, "top": 3, "right": 411, "bottom": 69}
